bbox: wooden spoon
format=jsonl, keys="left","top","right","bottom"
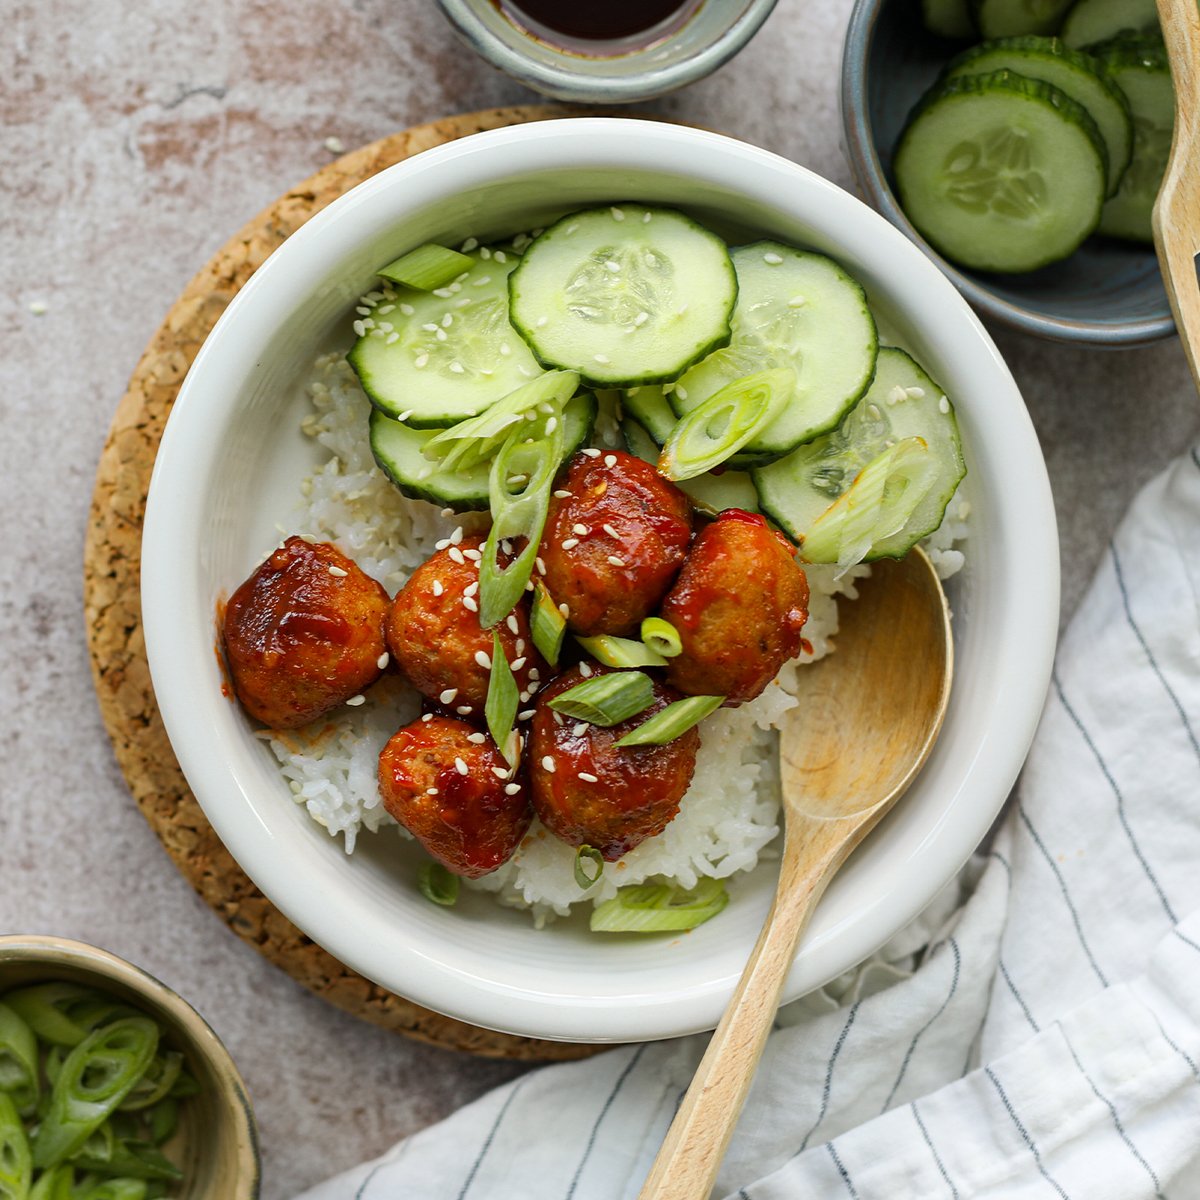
{"left": 638, "top": 546, "right": 953, "bottom": 1200}
{"left": 1154, "top": 0, "right": 1200, "bottom": 386}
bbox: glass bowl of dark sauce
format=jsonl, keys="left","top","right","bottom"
{"left": 437, "top": 0, "right": 779, "bottom": 102}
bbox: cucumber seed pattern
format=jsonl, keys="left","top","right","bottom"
{"left": 942, "top": 128, "right": 1047, "bottom": 220}
{"left": 564, "top": 244, "right": 674, "bottom": 331}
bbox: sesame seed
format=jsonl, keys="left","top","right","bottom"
{"left": 504, "top": 783, "right": 522, "bottom": 795}
{"left": 454, "top": 757, "right": 469, "bottom": 775}
{"left": 464, "top": 580, "right": 479, "bottom": 597}
{"left": 528, "top": 668, "right": 540, "bottom": 681}
{"left": 461, "top": 237, "right": 479, "bottom": 252}
{"left": 473, "top": 276, "right": 492, "bottom": 287}
{"left": 397, "top": 409, "right": 413, "bottom": 422}
{"left": 611, "top": 206, "right": 625, "bottom": 221}
{"left": 475, "top": 650, "right": 492, "bottom": 669}
{"left": 467, "top": 732, "right": 487, "bottom": 744}
{"left": 439, "top": 688, "right": 459, "bottom": 704}
{"left": 906, "top": 386, "right": 926, "bottom": 399}
{"left": 422, "top": 322, "right": 439, "bottom": 333}
{"left": 554, "top": 489, "right": 572, "bottom": 499}
{"left": 450, "top": 526, "right": 464, "bottom": 545}
{"left": 500, "top": 343, "right": 511, "bottom": 356}
{"left": 573, "top": 722, "right": 588, "bottom": 737}
{"left": 356, "top": 306, "right": 371, "bottom": 316}
{"left": 448, "top": 547, "right": 466, "bottom": 564}
{"left": 328, "top": 565, "right": 348, "bottom": 577}
{"left": 449, "top": 361, "right": 465, "bottom": 374}
{"left": 435, "top": 538, "right": 451, "bottom": 550}
{"left": 519, "top": 709, "right": 536, "bottom": 721}
{"left": 572, "top": 523, "right": 589, "bottom": 536}
{"left": 455, "top": 298, "right": 472, "bottom": 308}
{"left": 353, "top": 320, "right": 366, "bottom": 337}
{"left": 527, "top": 680, "right": 540, "bottom": 694}
{"left": 604, "top": 454, "right": 617, "bottom": 468}
{"left": 441, "top": 313, "right": 454, "bottom": 327}
{"left": 939, "top": 395, "right": 950, "bottom": 413}
{"left": 463, "top": 548, "right": 482, "bottom": 561}
{"left": 421, "top": 712, "right": 434, "bottom": 722}
{"left": 376, "top": 652, "right": 390, "bottom": 669}
{"left": 494, "top": 250, "right": 508, "bottom": 263}
{"left": 764, "top": 251, "right": 784, "bottom": 265}
{"left": 607, "top": 555, "right": 626, "bottom": 567}
{"left": 536, "top": 316, "right": 548, "bottom": 328}
{"left": 541, "top": 756, "right": 556, "bottom": 773}
{"left": 480, "top": 246, "right": 492, "bottom": 260}
{"left": 377, "top": 322, "right": 394, "bottom": 333}
{"left": 516, "top": 638, "right": 525, "bottom": 654}
{"left": 440, "top": 507, "right": 455, "bottom": 518}
{"left": 634, "top": 312, "right": 649, "bottom": 326}
{"left": 553, "top": 710, "right": 564, "bottom": 725}
{"left": 642, "top": 211, "right": 652, "bottom": 223}
{"left": 545, "top": 416, "right": 558, "bottom": 433}
{"left": 582, "top": 447, "right": 601, "bottom": 459}
{"left": 579, "top": 772, "right": 599, "bottom": 783}
{"left": 566, "top": 223, "right": 579, "bottom": 234}
{"left": 605, "top": 261, "right": 620, "bottom": 274}
{"left": 594, "top": 353, "right": 611, "bottom": 364}
{"left": 400, "top": 303, "right": 415, "bottom": 315}
{"left": 536, "top": 556, "right": 547, "bottom": 575}
{"left": 676, "top": 385, "right": 689, "bottom": 401}
{"left": 867, "top": 404, "right": 881, "bottom": 420}
{"left": 415, "top": 354, "right": 429, "bottom": 368}
{"left": 346, "top": 694, "right": 365, "bottom": 706}
{"left": 561, "top": 538, "right": 579, "bottom": 550}
{"left": 462, "top": 596, "right": 479, "bottom": 612}
{"left": 433, "top": 288, "right": 453, "bottom": 299}
{"left": 432, "top": 580, "right": 444, "bottom": 596}
{"left": 602, "top": 523, "right": 619, "bottom": 538}
{"left": 457, "top": 704, "right": 473, "bottom": 715}
{"left": 888, "top": 385, "right": 907, "bottom": 405}
{"left": 558, "top": 602, "right": 570, "bottom": 617}
{"left": 491, "top": 766, "right": 508, "bottom": 779}
{"left": 436, "top": 329, "right": 447, "bottom": 342}
{"left": 519, "top": 690, "right": 531, "bottom": 703}
{"left": 426, "top": 786, "right": 439, "bottom": 795}
{"left": 579, "top": 662, "right": 593, "bottom": 678}
{"left": 511, "top": 656, "right": 527, "bottom": 670}
{"left": 506, "top": 614, "right": 520, "bottom": 635}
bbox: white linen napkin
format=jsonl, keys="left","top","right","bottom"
{"left": 297, "top": 445, "right": 1200, "bottom": 1200}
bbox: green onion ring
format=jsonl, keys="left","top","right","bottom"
{"left": 418, "top": 862, "right": 460, "bottom": 907}
{"left": 639, "top": 617, "right": 683, "bottom": 658}
{"left": 574, "top": 846, "right": 604, "bottom": 889}
{"left": 589, "top": 878, "right": 729, "bottom": 933}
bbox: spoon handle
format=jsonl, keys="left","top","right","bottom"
{"left": 1154, "top": 0, "right": 1200, "bottom": 389}
{"left": 636, "top": 824, "right": 853, "bottom": 1200}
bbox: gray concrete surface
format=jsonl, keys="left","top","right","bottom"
{"left": 2, "top": 0, "right": 1197, "bottom": 1195}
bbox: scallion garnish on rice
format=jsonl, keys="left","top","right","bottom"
{"left": 589, "top": 878, "right": 729, "bottom": 933}
{"left": 574, "top": 846, "right": 604, "bottom": 889}
{"left": 548, "top": 671, "right": 656, "bottom": 727}
{"left": 614, "top": 695, "right": 724, "bottom": 747}
{"left": 485, "top": 631, "right": 521, "bottom": 767}
{"left": 418, "top": 862, "right": 460, "bottom": 907}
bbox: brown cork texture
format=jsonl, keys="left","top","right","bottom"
{"left": 82, "top": 106, "right": 612, "bottom": 1063}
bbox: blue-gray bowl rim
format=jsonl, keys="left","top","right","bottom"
{"left": 840, "top": 0, "right": 1175, "bottom": 348}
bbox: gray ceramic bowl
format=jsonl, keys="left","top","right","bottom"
{"left": 0, "top": 936, "right": 260, "bottom": 1199}
{"left": 436, "top": 0, "right": 779, "bottom": 103}
{"left": 841, "top": 0, "right": 1173, "bottom": 347}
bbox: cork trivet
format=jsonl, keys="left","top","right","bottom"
{"left": 83, "top": 106, "right": 615, "bottom": 1062}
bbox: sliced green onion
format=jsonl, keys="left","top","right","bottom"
{"left": 29, "top": 1165, "right": 73, "bottom": 1200}
{"left": 72, "top": 1133, "right": 183, "bottom": 1183}
{"left": 589, "top": 878, "right": 729, "bottom": 933}
{"left": 3, "top": 984, "right": 103, "bottom": 1048}
{"left": 574, "top": 846, "right": 604, "bottom": 889}
{"left": 147, "top": 1098, "right": 178, "bottom": 1147}
{"left": 614, "top": 695, "right": 724, "bottom": 747}
{"left": 800, "top": 436, "right": 936, "bottom": 572}
{"left": 0, "top": 1000, "right": 39, "bottom": 1117}
{"left": 422, "top": 371, "right": 578, "bottom": 472}
{"left": 478, "top": 420, "right": 565, "bottom": 628}
{"left": 32, "top": 1017, "right": 159, "bottom": 1170}
{"left": 418, "top": 862, "right": 460, "bottom": 907}
{"left": 640, "top": 617, "right": 682, "bottom": 659}
{"left": 658, "top": 368, "right": 795, "bottom": 481}
{"left": 165, "top": 1070, "right": 199, "bottom": 1100}
{"left": 548, "top": 672, "right": 655, "bottom": 727}
{"left": 575, "top": 635, "right": 667, "bottom": 669}
{"left": 75, "top": 1179, "right": 148, "bottom": 1200}
{"left": 115, "top": 1052, "right": 182, "bottom": 1113}
{"left": 0, "top": 1092, "right": 31, "bottom": 1199}
{"left": 377, "top": 243, "right": 474, "bottom": 291}
{"left": 531, "top": 582, "right": 566, "bottom": 667}
{"left": 485, "top": 631, "right": 520, "bottom": 768}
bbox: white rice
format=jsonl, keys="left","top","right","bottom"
{"left": 261, "top": 352, "right": 965, "bottom": 922}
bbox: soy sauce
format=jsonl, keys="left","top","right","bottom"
{"left": 496, "top": 0, "right": 703, "bottom": 55}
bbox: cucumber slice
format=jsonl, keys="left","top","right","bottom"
{"left": 1092, "top": 36, "right": 1173, "bottom": 243}
{"left": 370, "top": 392, "right": 597, "bottom": 511}
{"left": 753, "top": 348, "right": 965, "bottom": 560}
{"left": 895, "top": 70, "right": 1108, "bottom": 272}
{"left": 621, "top": 386, "right": 677, "bottom": 444}
{"left": 349, "top": 246, "right": 542, "bottom": 427}
{"left": 669, "top": 243, "right": 878, "bottom": 459}
{"left": 923, "top": 0, "right": 976, "bottom": 39}
{"left": 1061, "top": 0, "right": 1158, "bottom": 49}
{"left": 972, "top": 0, "right": 1074, "bottom": 37}
{"left": 943, "top": 37, "right": 1132, "bottom": 195}
{"left": 620, "top": 419, "right": 759, "bottom": 515}
{"left": 508, "top": 206, "right": 737, "bottom": 388}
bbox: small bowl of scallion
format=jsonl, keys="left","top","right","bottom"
{"left": 0, "top": 935, "right": 260, "bottom": 1200}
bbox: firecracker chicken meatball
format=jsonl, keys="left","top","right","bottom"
{"left": 660, "top": 509, "right": 810, "bottom": 705}
{"left": 379, "top": 716, "right": 531, "bottom": 878}
{"left": 223, "top": 536, "right": 390, "bottom": 729}
{"left": 386, "top": 536, "right": 543, "bottom": 719}
{"left": 537, "top": 450, "right": 692, "bottom": 638}
{"left": 528, "top": 666, "right": 700, "bottom": 860}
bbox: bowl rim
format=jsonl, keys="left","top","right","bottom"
{"left": 435, "top": 0, "right": 780, "bottom": 102}
{"left": 0, "top": 934, "right": 261, "bottom": 1194}
{"left": 141, "top": 116, "right": 1060, "bottom": 1042}
{"left": 839, "top": 0, "right": 1175, "bottom": 348}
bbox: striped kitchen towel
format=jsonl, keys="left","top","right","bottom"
{"left": 298, "top": 445, "right": 1200, "bottom": 1200}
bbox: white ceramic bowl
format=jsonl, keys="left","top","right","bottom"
{"left": 142, "top": 118, "right": 1059, "bottom": 1044}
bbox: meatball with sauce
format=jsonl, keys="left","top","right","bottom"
{"left": 659, "top": 509, "right": 810, "bottom": 705}
{"left": 379, "top": 716, "right": 531, "bottom": 878}
{"left": 223, "top": 536, "right": 390, "bottom": 729}
{"left": 387, "top": 536, "right": 543, "bottom": 719}
{"left": 537, "top": 450, "right": 692, "bottom": 637}
{"left": 528, "top": 666, "right": 700, "bottom": 860}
